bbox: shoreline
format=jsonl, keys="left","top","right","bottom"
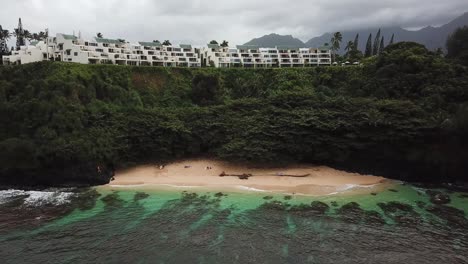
{"left": 103, "top": 159, "right": 389, "bottom": 196}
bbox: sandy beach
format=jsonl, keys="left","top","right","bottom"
{"left": 105, "top": 159, "right": 388, "bottom": 196}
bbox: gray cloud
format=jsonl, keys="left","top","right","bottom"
{"left": 0, "top": 0, "right": 467, "bottom": 46}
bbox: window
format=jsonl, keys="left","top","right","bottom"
{"left": 74, "top": 52, "right": 78, "bottom": 56}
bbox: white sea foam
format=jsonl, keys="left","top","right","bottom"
{"left": 0, "top": 189, "right": 75, "bottom": 207}
{"left": 235, "top": 186, "right": 269, "bottom": 192}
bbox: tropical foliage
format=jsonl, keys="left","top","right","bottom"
{"left": 1, "top": 40, "right": 468, "bottom": 186}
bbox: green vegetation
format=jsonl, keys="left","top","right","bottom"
{"left": 447, "top": 26, "right": 468, "bottom": 66}
{"left": 1, "top": 42, "right": 468, "bottom": 186}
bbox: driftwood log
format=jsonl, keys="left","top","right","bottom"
{"left": 219, "top": 172, "right": 310, "bottom": 180}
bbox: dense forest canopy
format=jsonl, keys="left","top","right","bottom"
{"left": 1, "top": 41, "right": 468, "bottom": 187}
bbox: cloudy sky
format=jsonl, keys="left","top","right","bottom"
{"left": 1, "top": 0, "right": 467, "bottom": 45}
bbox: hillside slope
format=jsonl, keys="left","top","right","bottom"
{"left": 1, "top": 43, "right": 468, "bottom": 187}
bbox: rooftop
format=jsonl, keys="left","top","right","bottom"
{"left": 139, "top": 41, "right": 162, "bottom": 47}
{"left": 95, "top": 37, "right": 122, "bottom": 44}
{"left": 236, "top": 45, "right": 259, "bottom": 50}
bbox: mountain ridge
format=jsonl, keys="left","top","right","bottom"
{"left": 244, "top": 12, "right": 468, "bottom": 52}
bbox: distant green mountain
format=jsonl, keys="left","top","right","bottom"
{"left": 243, "top": 33, "right": 305, "bottom": 47}
{"left": 244, "top": 12, "right": 468, "bottom": 52}
{"left": 306, "top": 12, "right": 468, "bottom": 52}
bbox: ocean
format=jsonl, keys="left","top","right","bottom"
{"left": 1, "top": 182, "right": 467, "bottom": 263}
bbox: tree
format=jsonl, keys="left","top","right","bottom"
{"left": 162, "top": 40, "right": 172, "bottom": 46}
{"left": 96, "top": 32, "right": 103, "bottom": 38}
{"left": 365, "top": 33, "right": 373, "bottom": 57}
{"left": 220, "top": 40, "right": 229, "bottom": 47}
{"left": 117, "top": 39, "right": 126, "bottom": 43}
{"left": 153, "top": 40, "right": 161, "bottom": 44}
{"left": 0, "top": 25, "right": 11, "bottom": 57}
{"left": 378, "top": 36, "right": 385, "bottom": 55}
{"left": 446, "top": 26, "right": 468, "bottom": 66}
{"left": 345, "top": 41, "right": 354, "bottom": 53}
{"left": 209, "top": 40, "right": 219, "bottom": 45}
{"left": 14, "top": 18, "right": 26, "bottom": 50}
{"left": 373, "top": 29, "right": 381, "bottom": 55}
{"left": 353, "top": 34, "right": 359, "bottom": 51}
{"left": 330, "top": 32, "right": 342, "bottom": 62}
{"left": 389, "top": 34, "right": 395, "bottom": 45}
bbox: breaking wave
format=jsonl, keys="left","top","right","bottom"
{"left": 0, "top": 189, "right": 75, "bottom": 207}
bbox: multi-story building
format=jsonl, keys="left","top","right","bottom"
{"left": 2, "top": 33, "right": 331, "bottom": 68}
{"left": 3, "top": 33, "right": 201, "bottom": 67}
{"left": 203, "top": 44, "right": 331, "bottom": 68}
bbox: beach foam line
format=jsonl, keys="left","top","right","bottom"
{"left": 235, "top": 185, "right": 270, "bottom": 193}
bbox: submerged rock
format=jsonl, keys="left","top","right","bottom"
{"left": 214, "top": 192, "right": 226, "bottom": 198}
{"left": 426, "top": 190, "right": 451, "bottom": 205}
{"left": 388, "top": 189, "right": 399, "bottom": 193}
{"left": 377, "top": 202, "right": 414, "bottom": 213}
{"left": 263, "top": 196, "right": 274, "bottom": 200}
{"left": 101, "top": 192, "right": 125, "bottom": 208}
{"left": 261, "top": 201, "right": 288, "bottom": 211}
{"left": 331, "top": 201, "right": 339, "bottom": 207}
{"left": 377, "top": 201, "right": 421, "bottom": 226}
{"left": 427, "top": 205, "right": 468, "bottom": 229}
{"left": 337, "top": 202, "right": 386, "bottom": 225}
{"left": 289, "top": 201, "right": 330, "bottom": 216}
{"left": 416, "top": 201, "right": 426, "bottom": 209}
{"left": 134, "top": 192, "right": 150, "bottom": 202}
{"left": 284, "top": 195, "right": 292, "bottom": 200}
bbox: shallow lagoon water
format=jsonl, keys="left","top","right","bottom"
{"left": 1, "top": 182, "right": 468, "bottom": 264}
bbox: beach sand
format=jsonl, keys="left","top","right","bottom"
{"left": 105, "top": 159, "right": 388, "bottom": 196}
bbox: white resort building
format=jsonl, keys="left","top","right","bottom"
{"left": 202, "top": 44, "right": 332, "bottom": 68}
{"left": 2, "top": 33, "right": 331, "bottom": 68}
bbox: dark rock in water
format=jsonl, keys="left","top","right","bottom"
{"left": 261, "top": 201, "right": 288, "bottom": 211}
{"left": 337, "top": 202, "right": 386, "bottom": 225}
{"left": 74, "top": 189, "right": 101, "bottom": 211}
{"left": 102, "top": 192, "right": 125, "bottom": 208}
{"left": 181, "top": 192, "right": 198, "bottom": 201}
{"left": 310, "top": 201, "right": 330, "bottom": 214}
{"left": 378, "top": 202, "right": 414, "bottom": 213}
{"left": 377, "top": 202, "right": 422, "bottom": 226}
{"left": 134, "top": 192, "right": 150, "bottom": 202}
{"left": 263, "top": 196, "right": 274, "bottom": 200}
{"left": 426, "top": 190, "right": 451, "bottom": 205}
{"left": 388, "top": 189, "right": 399, "bottom": 193}
{"left": 284, "top": 195, "right": 292, "bottom": 200}
{"left": 288, "top": 201, "right": 330, "bottom": 216}
{"left": 416, "top": 201, "right": 426, "bottom": 209}
{"left": 459, "top": 194, "right": 468, "bottom": 199}
{"left": 427, "top": 205, "right": 468, "bottom": 229}
{"left": 331, "top": 201, "right": 339, "bottom": 207}
{"left": 371, "top": 193, "right": 378, "bottom": 196}
{"left": 214, "top": 192, "right": 225, "bottom": 198}
{"left": 0, "top": 162, "right": 115, "bottom": 189}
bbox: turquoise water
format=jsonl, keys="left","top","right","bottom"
{"left": 0, "top": 183, "right": 467, "bottom": 263}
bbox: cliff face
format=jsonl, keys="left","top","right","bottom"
{"left": 1, "top": 44, "right": 467, "bottom": 188}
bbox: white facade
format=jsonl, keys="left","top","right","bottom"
{"left": 2, "top": 33, "right": 331, "bottom": 68}
{"left": 3, "top": 34, "right": 201, "bottom": 67}
{"left": 203, "top": 44, "right": 332, "bottom": 68}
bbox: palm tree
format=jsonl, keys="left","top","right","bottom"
{"left": 96, "top": 32, "right": 103, "bottom": 38}
{"left": 0, "top": 26, "right": 11, "bottom": 41}
{"left": 209, "top": 40, "right": 218, "bottom": 45}
{"left": 220, "top": 40, "right": 229, "bottom": 47}
{"left": 0, "top": 26, "right": 11, "bottom": 56}
{"left": 344, "top": 41, "right": 354, "bottom": 53}
{"left": 162, "top": 40, "right": 172, "bottom": 46}
{"left": 330, "top": 32, "right": 342, "bottom": 62}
